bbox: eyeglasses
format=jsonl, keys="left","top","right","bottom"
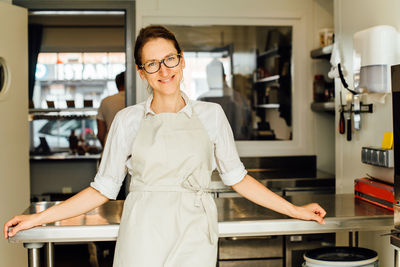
{"left": 139, "top": 54, "right": 182, "bottom": 74}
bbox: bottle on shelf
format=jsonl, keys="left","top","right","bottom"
{"left": 313, "top": 74, "right": 328, "bottom": 102}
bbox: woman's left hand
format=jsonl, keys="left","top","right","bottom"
{"left": 292, "top": 203, "right": 326, "bottom": 224}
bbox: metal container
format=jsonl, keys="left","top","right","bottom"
{"left": 303, "top": 247, "right": 378, "bottom": 267}
{"left": 286, "top": 233, "right": 335, "bottom": 267}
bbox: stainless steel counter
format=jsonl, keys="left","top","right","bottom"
{"left": 8, "top": 194, "right": 393, "bottom": 267}
{"left": 10, "top": 194, "right": 393, "bottom": 244}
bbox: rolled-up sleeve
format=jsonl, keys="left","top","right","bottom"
{"left": 91, "top": 111, "right": 130, "bottom": 199}
{"left": 214, "top": 105, "right": 247, "bottom": 186}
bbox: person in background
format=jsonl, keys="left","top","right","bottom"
{"left": 97, "top": 71, "right": 126, "bottom": 147}
{"left": 199, "top": 59, "right": 252, "bottom": 139}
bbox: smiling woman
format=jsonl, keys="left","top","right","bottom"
{"left": 4, "top": 25, "right": 326, "bottom": 267}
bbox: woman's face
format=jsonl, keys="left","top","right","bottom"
{"left": 138, "top": 38, "right": 185, "bottom": 96}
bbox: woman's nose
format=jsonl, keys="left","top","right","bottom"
{"left": 158, "top": 62, "right": 169, "bottom": 76}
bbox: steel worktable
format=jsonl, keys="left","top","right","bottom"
{"left": 9, "top": 194, "right": 393, "bottom": 267}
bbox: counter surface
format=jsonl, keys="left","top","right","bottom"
{"left": 9, "top": 194, "right": 393, "bottom": 243}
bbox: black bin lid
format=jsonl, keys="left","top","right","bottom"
{"left": 304, "top": 247, "right": 378, "bottom": 262}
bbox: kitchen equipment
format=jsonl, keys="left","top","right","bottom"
{"left": 382, "top": 132, "right": 393, "bottom": 149}
{"left": 286, "top": 234, "right": 335, "bottom": 267}
{"left": 347, "top": 101, "right": 352, "bottom": 141}
{"left": 390, "top": 64, "right": 400, "bottom": 266}
{"left": 303, "top": 247, "right": 378, "bottom": 267}
{"left": 353, "top": 94, "right": 361, "bottom": 130}
{"left": 354, "top": 177, "right": 394, "bottom": 211}
{"left": 339, "top": 91, "right": 345, "bottom": 134}
{"left": 353, "top": 25, "right": 400, "bottom": 93}
{"left": 361, "top": 147, "right": 393, "bottom": 168}
{"left": 218, "top": 236, "right": 283, "bottom": 266}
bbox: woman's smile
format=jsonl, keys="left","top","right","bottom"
{"left": 158, "top": 74, "right": 175, "bottom": 84}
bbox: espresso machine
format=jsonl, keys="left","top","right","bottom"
{"left": 390, "top": 64, "right": 400, "bottom": 265}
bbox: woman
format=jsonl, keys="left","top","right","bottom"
{"left": 4, "top": 25, "right": 326, "bottom": 267}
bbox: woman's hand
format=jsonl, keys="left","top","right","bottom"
{"left": 4, "top": 213, "right": 42, "bottom": 239}
{"left": 292, "top": 203, "right": 326, "bottom": 224}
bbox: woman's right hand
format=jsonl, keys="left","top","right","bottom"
{"left": 4, "top": 213, "right": 42, "bottom": 239}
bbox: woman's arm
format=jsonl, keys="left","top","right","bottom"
{"left": 231, "top": 174, "right": 326, "bottom": 224}
{"left": 4, "top": 187, "right": 109, "bottom": 239}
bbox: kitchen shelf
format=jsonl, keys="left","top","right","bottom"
{"left": 256, "top": 104, "right": 280, "bottom": 109}
{"left": 258, "top": 48, "right": 279, "bottom": 58}
{"left": 310, "top": 44, "right": 333, "bottom": 59}
{"left": 254, "top": 75, "right": 280, "bottom": 84}
{"left": 29, "top": 108, "right": 97, "bottom": 114}
{"left": 310, "top": 101, "right": 335, "bottom": 113}
{"left": 29, "top": 108, "right": 98, "bottom": 120}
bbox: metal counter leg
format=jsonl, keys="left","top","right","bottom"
{"left": 46, "top": 242, "right": 54, "bottom": 267}
{"left": 349, "top": 232, "right": 353, "bottom": 247}
{"left": 395, "top": 248, "right": 400, "bottom": 267}
{"left": 24, "top": 243, "right": 45, "bottom": 267}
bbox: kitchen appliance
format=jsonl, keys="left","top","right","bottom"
{"left": 354, "top": 25, "right": 400, "bottom": 93}
{"left": 354, "top": 177, "right": 394, "bottom": 211}
{"left": 390, "top": 64, "right": 400, "bottom": 266}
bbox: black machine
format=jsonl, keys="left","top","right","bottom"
{"left": 390, "top": 64, "right": 400, "bottom": 265}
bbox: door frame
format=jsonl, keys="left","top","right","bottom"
{"left": 13, "top": 0, "right": 136, "bottom": 106}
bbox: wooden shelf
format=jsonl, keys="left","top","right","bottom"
{"left": 310, "top": 44, "right": 333, "bottom": 59}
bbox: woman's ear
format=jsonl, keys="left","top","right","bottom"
{"left": 136, "top": 65, "right": 145, "bottom": 80}
{"left": 180, "top": 52, "right": 185, "bottom": 69}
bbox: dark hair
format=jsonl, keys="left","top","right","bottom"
{"left": 115, "top": 71, "right": 125, "bottom": 90}
{"left": 134, "top": 25, "right": 182, "bottom": 67}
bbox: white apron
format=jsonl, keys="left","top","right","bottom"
{"left": 113, "top": 111, "right": 219, "bottom": 267}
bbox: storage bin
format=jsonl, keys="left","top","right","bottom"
{"left": 303, "top": 247, "right": 378, "bottom": 267}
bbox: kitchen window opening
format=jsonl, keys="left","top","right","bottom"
{"left": 31, "top": 52, "right": 125, "bottom": 150}
{"left": 167, "top": 25, "right": 293, "bottom": 141}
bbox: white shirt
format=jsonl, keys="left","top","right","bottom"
{"left": 91, "top": 91, "right": 247, "bottom": 199}
{"left": 97, "top": 91, "right": 126, "bottom": 131}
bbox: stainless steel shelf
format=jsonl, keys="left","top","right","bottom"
{"left": 29, "top": 108, "right": 98, "bottom": 120}
{"left": 310, "top": 44, "right": 333, "bottom": 59}
{"left": 258, "top": 48, "right": 279, "bottom": 58}
{"left": 29, "top": 108, "right": 97, "bottom": 114}
{"left": 310, "top": 101, "right": 335, "bottom": 113}
{"left": 254, "top": 75, "right": 280, "bottom": 84}
{"left": 256, "top": 104, "right": 280, "bottom": 109}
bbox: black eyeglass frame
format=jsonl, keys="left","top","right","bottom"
{"left": 139, "top": 53, "right": 182, "bottom": 74}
